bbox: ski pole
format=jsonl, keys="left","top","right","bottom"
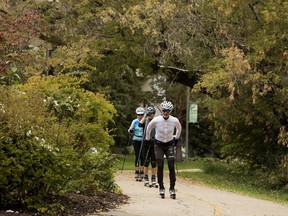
{"left": 174, "top": 140, "right": 179, "bottom": 174}
{"left": 175, "top": 155, "right": 179, "bottom": 174}
{"left": 144, "top": 142, "right": 152, "bottom": 165}
{"left": 121, "top": 134, "right": 132, "bottom": 173}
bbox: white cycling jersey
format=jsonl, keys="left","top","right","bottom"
{"left": 145, "top": 115, "right": 182, "bottom": 143}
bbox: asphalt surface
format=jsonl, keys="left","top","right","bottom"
{"left": 93, "top": 170, "right": 288, "bottom": 216}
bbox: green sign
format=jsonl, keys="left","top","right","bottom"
{"left": 189, "top": 102, "right": 198, "bottom": 123}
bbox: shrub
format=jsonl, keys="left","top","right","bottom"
{"left": 0, "top": 74, "right": 116, "bottom": 213}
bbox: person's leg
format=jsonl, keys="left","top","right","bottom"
{"left": 143, "top": 144, "right": 150, "bottom": 183}
{"left": 166, "top": 144, "right": 176, "bottom": 190}
{"left": 154, "top": 142, "right": 164, "bottom": 189}
{"left": 139, "top": 141, "right": 145, "bottom": 180}
{"left": 133, "top": 140, "right": 140, "bottom": 168}
{"left": 157, "top": 158, "right": 164, "bottom": 189}
{"left": 133, "top": 140, "right": 141, "bottom": 179}
{"left": 150, "top": 144, "right": 157, "bottom": 177}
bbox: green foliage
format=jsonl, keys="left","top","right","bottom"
{"left": 2, "top": 0, "right": 288, "bottom": 197}
{"left": 0, "top": 74, "right": 116, "bottom": 213}
{"left": 178, "top": 158, "right": 288, "bottom": 205}
{"left": 117, "top": 154, "right": 288, "bottom": 203}
{"left": 0, "top": 0, "right": 47, "bottom": 74}
{"left": 34, "top": 0, "right": 157, "bottom": 147}
{"left": 225, "top": 159, "right": 288, "bottom": 192}
{"left": 67, "top": 151, "right": 118, "bottom": 193}
{"left": 191, "top": 0, "right": 288, "bottom": 187}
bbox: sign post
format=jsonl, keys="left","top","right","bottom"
{"left": 186, "top": 87, "right": 198, "bottom": 162}
{"left": 189, "top": 102, "right": 198, "bottom": 123}
{"left": 185, "top": 87, "right": 190, "bottom": 162}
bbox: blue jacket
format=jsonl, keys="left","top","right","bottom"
{"left": 129, "top": 119, "right": 144, "bottom": 141}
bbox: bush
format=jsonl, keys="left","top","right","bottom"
{"left": 0, "top": 74, "right": 116, "bottom": 213}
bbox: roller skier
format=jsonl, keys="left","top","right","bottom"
{"left": 145, "top": 101, "right": 182, "bottom": 199}
{"left": 139, "top": 106, "right": 158, "bottom": 188}
{"left": 128, "top": 107, "right": 145, "bottom": 181}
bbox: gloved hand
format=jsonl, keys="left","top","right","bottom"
{"left": 173, "top": 137, "right": 178, "bottom": 147}
{"left": 144, "top": 139, "right": 151, "bottom": 146}
{"left": 128, "top": 129, "right": 134, "bottom": 134}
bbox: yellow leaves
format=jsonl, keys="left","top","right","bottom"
{"left": 228, "top": 81, "right": 235, "bottom": 101}
{"left": 49, "top": 37, "right": 101, "bottom": 69}
{"left": 264, "top": 83, "right": 272, "bottom": 92}
{"left": 194, "top": 46, "right": 251, "bottom": 101}
{"left": 220, "top": 47, "right": 252, "bottom": 100}
{"left": 278, "top": 126, "right": 288, "bottom": 148}
{"left": 20, "top": 74, "right": 116, "bottom": 128}
{"left": 261, "top": 0, "right": 287, "bottom": 23}
{"left": 250, "top": 71, "right": 277, "bottom": 104}
{"left": 210, "top": 0, "right": 240, "bottom": 16}
{"left": 229, "top": 94, "right": 234, "bottom": 101}
{"left": 221, "top": 47, "right": 251, "bottom": 77}
{"left": 120, "top": 0, "right": 177, "bottom": 37}
{"left": 99, "top": 7, "right": 117, "bottom": 23}
{"left": 280, "top": 154, "right": 288, "bottom": 170}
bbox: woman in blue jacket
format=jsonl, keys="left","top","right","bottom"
{"left": 128, "top": 107, "right": 145, "bottom": 181}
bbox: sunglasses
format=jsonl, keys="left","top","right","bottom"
{"left": 162, "top": 109, "right": 171, "bottom": 113}
{"left": 137, "top": 114, "right": 144, "bottom": 116}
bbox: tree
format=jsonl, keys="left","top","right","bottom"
{"left": 2, "top": 1, "right": 287, "bottom": 185}
{"left": 34, "top": 0, "right": 160, "bottom": 146}
{"left": 191, "top": 0, "right": 288, "bottom": 188}
{"left": 112, "top": 0, "right": 288, "bottom": 186}
{"left": 0, "top": 0, "right": 46, "bottom": 82}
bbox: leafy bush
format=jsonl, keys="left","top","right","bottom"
{"left": 215, "top": 158, "right": 288, "bottom": 192}
{"left": 0, "top": 74, "right": 116, "bottom": 213}
{"left": 202, "top": 158, "right": 227, "bottom": 175}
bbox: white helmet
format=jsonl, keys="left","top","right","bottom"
{"left": 160, "top": 101, "right": 174, "bottom": 111}
{"left": 135, "top": 107, "right": 145, "bottom": 115}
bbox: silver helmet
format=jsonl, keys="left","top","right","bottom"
{"left": 160, "top": 101, "right": 174, "bottom": 111}
{"left": 146, "top": 106, "right": 156, "bottom": 115}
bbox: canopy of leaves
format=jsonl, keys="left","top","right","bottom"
{"left": 1, "top": 0, "right": 287, "bottom": 189}
{"left": 190, "top": 0, "right": 288, "bottom": 183}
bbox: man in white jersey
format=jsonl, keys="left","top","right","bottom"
{"left": 145, "top": 101, "right": 182, "bottom": 199}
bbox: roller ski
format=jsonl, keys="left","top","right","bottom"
{"left": 150, "top": 175, "right": 158, "bottom": 188}
{"left": 159, "top": 188, "right": 165, "bottom": 199}
{"left": 144, "top": 175, "right": 150, "bottom": 187}
{"left": 139, "top": 170, "right": 144, "bottom": 182}
{"left": 135, "top": 170, "right": 144, "bottom": 182}
{"left": 169, "top": 188, "right": 176, "bottom": 199}
{"left": 151, "top": 182, "right": 158, "bottom": 188}
{"left": 135, "top": 170, "right": 139, "bottom": 181}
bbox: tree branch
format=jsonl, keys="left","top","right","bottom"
{"left": 0, "top": 9, "right": 8, "bottom": 14}
{"left": 248, "top": 2, "right": 260, "bottom": 23}
{"left": 157, "top": 64, "right": 200, "bottom": 88}
{"left": 158, "top": 65, "right": 189, "bottom": 72}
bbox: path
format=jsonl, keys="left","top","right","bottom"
{"left": 92, "top": 170, "right": 288, "bottom": 216}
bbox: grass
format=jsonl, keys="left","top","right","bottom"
{"left": 115, "top": 154, "right": 288, "bottom": 206}
{"left": 115, "top": 154, "right": 205, "bottom": 171}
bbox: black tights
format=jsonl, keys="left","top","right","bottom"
{"left": 154, "top": 140, "right": 175, "bottom": 189}
{"left": 143, "top": 144, "right": 156, "bottom": 168}
{"left": 133, "top": 140, "right": 144, "bottom": 167}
